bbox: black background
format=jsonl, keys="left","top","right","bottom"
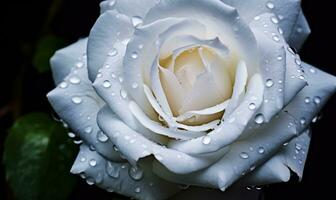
{"left": 1, "top": 0, "right": 335, "bottom": 199}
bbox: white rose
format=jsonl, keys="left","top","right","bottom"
{"left": 47, "top": 0, "right": 336, "bottom": 199}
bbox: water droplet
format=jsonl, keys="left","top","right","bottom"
{"left": 84, "top": 126, "right": 93, "bottom": 134}
{"left": 138, "top": 44, "right": 144, "bottom": 49}
{"left": 258, "top": 147, "right": 265, "bottom": 154}
{"left": 309, "top": 68, "right": 316, "bottom": 74}
{"left": 106, "top": 161, "right": 120, "bottom": 178}
{"left": 72, "top": 96, "right": 83, "bottom": 104}
{"left": 277, "top": 55, "right": 283, "bottom": 61}
{"left": 68, "top": 132, "right": 76, "bottom": 138}
{"left": 95, "top": 173, "right": 103, "bottom": 184}
{"left": 69, "top": 76, "right": 81, "bottom": 84}
{"left": 111, "top": 73, "right": 116, "bottom": 79}
{"left": 59, "top": 82, "right": 68, "bottom": 88}
{"left": 266, "top": 2, "right": 275, "bottom": 9}
{"left": 295, "top": 143, "right": 302, "bottom": 150}
{"left": 80, "top": 157, "right": 86, "bottom": 162}
{"left": 202, "top": 136, "right": 211, "bottom": 145}
{"left": 132, "top": 82, "right": 138, "bottom": 89}
{"left": 108, "top": 0, "right": 116, "bottom": 7}
{"left": 89, "top": 144, "right": 96, "bottom": 151}
{"left": 131, "top": 16, "right": 143, "bottom": 27}
{"left": 270, "top": 16, "right": 279, "bottom": 24}
{"left": 249, "top": 103, "right": 256, "bottom": 110}
{"left": 299, "top": 75, "right": 305, "bottom": 80}
{"left": 313, "top": 96, "right": 321, "bottom": 104}
{"left": 131, "top": 52, "right": 138, "bottom": 59}
{"left": 118, "top": 76, "right": 124, "bottom": 83}
{"left": 120, "top": 89, "right": 128, "bottom": 99}
{"left": 74, "top": 139, "right": 83, "bottom": 144}
{"left": 266, "top": 79, "right": 274, "bottom": 88}
{"left": 304, "top": 97, "right": 310, "bottom": 104}
{"left": 97, "top": 131, "right": 109, "bottom": 142}
{"left": 272, "top": 35, "right": 280, "bottom": 42}
{"left": 295, "top": 58, "right": 302, "bottom": 66}
{"left": 76, "top": 62, "right": 84, "bottom": 68}
{"left": 102, "top": 80, "right": 112, "bottom": 88}
{"left": 255, "top": 114, "right": 265, "bottom": 124}
{"left": 240, "top": 152, "right": 249, "bottom": 159}
{"left": 278, "top": 27, "right": 284, "bottom": 35}
{"left": 312, "top": 116, "right": 318, "bottom": 123}
{"left": 108, "top": 48, "right": 118, "bottom": 57}
{"left": 89, "top": 159, "right": 97, "bottom": 167}
{"left": 129, "top": 165, "right": 144, "bottom": 181}
{"left": 86, "top": 178, "right": 95, "bottom": 185}
{"left": 134, "top": 187, "right": 141, "bottom": 193}
{"left": 300, "top": 118, "right": 306, "bottom": 125}
{"left": 254, "top": 16, "right": 261, "bottom": 20}
{"left": 296, "top": 27, "right": 303, "bottom": 33}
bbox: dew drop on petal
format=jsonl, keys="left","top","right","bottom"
{"left": 258, "top": 147, "right": 265, "bottom": 154}
{"left": 120, "top": 89, "right": 128, "bottom": 99}
{"left": 68, "top": 132, "right": 76, "bottom": 138}
{"left": 202, "top": 136, "right": 211, "bottom": 145}
{"left": 270, "top": 16, "right": 279, "bottom": 24}
{"left": 266, "top": 79, "right": 274, "bottom": 88}
{"left": 255, "top": 114, "right": 265, "bottom": 124}
{"left": 89, "top": 159, "right": 97, "bottom": 167}
{"left": 300, "top": 118, "right": 306, "bottom": 125}
{"left": 249, "top": 103, "right": 256, "bottom": 110}
{"left": 59, "top": 82, "right": 68, "bottom": 88}
{"left": 304, "top": 97, "right": 310, "bottom": 104}
{"left": 69, "top": 76, "right": 81, "bottom": 84}
{"left": 131, "top": 52, "right": 138, "bottom": 59}
{"left": 254, "top": 16, "right": 261, "bottom": 21}
{"left": 134, "top": 187, "right": 141, "bottom": 193}
{"left": 313, "top": 96, "right": 321, "bottom": 104}
{"left": 72, "top": 96, "right": 83, "bottom": 104}
{"left": 97, "top": 131, "right": 109, "bottom": 142}
{"left": 240, "top": 152, "right": 249, "bottom": 159}
{"left": 129, "top": 165, "right": 144, "bottom": 181}
{"left": 102, "top": 80, "right": 112, "bottom": 88}
{"left": 108, "top": 0, "right": 116, "bottom": 7}
{"left": 76, "top": 62, "right": 84, "bottom": 68}
{"left": 132, "top": 82, "right": 139, "bottom": 89}
{"left": 272, "top": 35, "right": 280, "bottom": 42}
{"left": 84, "top": 126, "right": 93, "bottom": 134}
{"left": 266, "top": 2, "right": 275, "bottom": 9}
{"left": 106, "top": 161, "right": 120, "bottom": 178}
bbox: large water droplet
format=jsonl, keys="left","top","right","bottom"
{"left": 255, "top": 114, "right": 265, "bottom": 124}
{"left": 106, "top": 161, "right": 120, "bottom": 178}
{"left": 120, "top": 89, "right": 128, "bottom": 99}
{"left": 266, "top": 79, "right": 274, "bottom": 88}
{"left": 89, "top": 159, "right": 97, "bottom": 167}
{"left": 102, "top": 80, "right": 112, "bottom": 88}
{"left": 134, "top": 187, "right": 141, "bottom": 193}
{"left": 249, "top": 103, "right": 256, "bottom": 110}
{"left": 84, "top": 126, "right": 93, "bottom": 134}
{"left": 202, "top": 136, "right": 211, "bottom": 145}
{"left": 270, "top": 16, "right": 279, "bottom": 24}
{"left": 266, "top": 2, "right": 275, "bottom": 9}
{"left": 69, "top": 76, "right": 81, "bottom": 84}
{"left": 129, "top": 165, "right": 144, "bottom": 181}
{"left": 240, "top": 152, "right": 249, "bottom": 159}
{"left": 131, "top": 16, "right": 143, "bottom": 27}
{"left": 258, "top": 147, "right": 265, "bottom": 154}
{"left": 131, "top": 52, "right": 138, "bottom": 59}
{"left": 313, "top": 96, "right": 321, "bottom": 104}
{"left": 97, "top": 131, "right": 109, "bottom": 142}
{"left": 72, "top": 96, "right": 83, "bottom": 104}
{"left": 59, "top": 82, "right": 68, "bottom": 88}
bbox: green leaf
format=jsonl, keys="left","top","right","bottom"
{"left": 3, "top": 112, "right": 77, "bottom": 200}
{"left": 33, "top": 35, "right": 65, "bottom": 73}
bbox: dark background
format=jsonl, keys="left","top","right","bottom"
{"left": 0, "top": 0, "right": 335, "bottom": 199}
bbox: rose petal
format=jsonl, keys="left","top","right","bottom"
{"left": 144, "top": 0, "right": 259, "bottom": 76}
{"left": 70, "top": 144, "right": 180, "bottom": 200}
{"left": 100, "top": 0, "right": 158, "bottom": 19}
{"left": 97, "top": 106, "right": 230, "bottom": 174}
{"left": 50, "top": 38, "right": 87, "bottom": 84}
{"left": 87, "top": 11, "right": 133, "bottom": 81}
{"left": 288, "top": 10, "right": 311, "bottom": 51}
{"left": 47, "top": 60, "right": 121, "bottom": 161}
{"left": 168, "top": 73, "right": 264, "bottom": 155}
{"left": 221, "top": 0, "right": 307, "bottom": 49}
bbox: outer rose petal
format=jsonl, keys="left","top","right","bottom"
{"left": 50, "top": 38, "right": 87, "bottom": 84}
{"left": 47, "top": 47, "right": 121, "bottom": 161}
{"left": 221, "top": 0, "right": 310, "bottom": 49}
{"left": 70, "top": 144, "right": 180, "bottom": 200}
{"left": 87, "top": 11, "right": 133, "bottom": 81}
